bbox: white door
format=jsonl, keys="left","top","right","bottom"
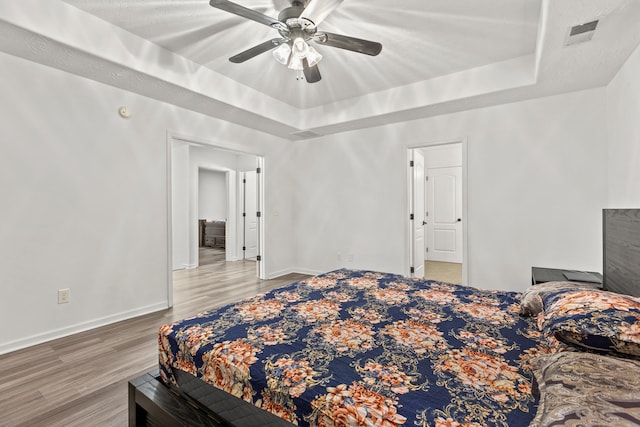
{"left": 243, "top": 171, "right": 258, "bottom": 260}
{"left": 426, "top": 166, "right": 462, "bottom": 263}
{"left": 412, "top": 151, "right": 426, "bottom": 278}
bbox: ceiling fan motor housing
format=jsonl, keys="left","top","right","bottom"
{"left": 278, "top": 5, "right": 303, "bottom": 21}
{"left": 277, "top": 6, "right": 317, "bottom": 41}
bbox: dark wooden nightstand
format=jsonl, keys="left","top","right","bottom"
{"left": 531, "top": 266, "right": 602, "bottom": 286}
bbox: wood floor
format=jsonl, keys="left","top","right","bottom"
{"left": 0, "top": 248, "right": 309, "bottom": 427}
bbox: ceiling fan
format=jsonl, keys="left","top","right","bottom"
{"left": 209, "top": 0, "right": 382, "bottom": 83}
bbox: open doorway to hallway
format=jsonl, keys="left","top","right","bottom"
{"left": 168, "top": 135, "right": 266, "bottom": 307}
{"left": 197, "top": 169, "right": 259, "bottom": 264}
{"left": 198, "top": 168, "right": 228, "bottom": 266}
{"left": 409, "top": 141, "right": 467, "bottom": 285}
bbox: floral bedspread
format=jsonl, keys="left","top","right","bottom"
{"left": 159, "top": 269, "right": 544, "bottom": 427}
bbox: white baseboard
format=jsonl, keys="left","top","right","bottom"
{"left": 293, "top": 267, "right": 325, "bottom": 277}
{"left": 0, "top": 302, "right": 168, "bottom": 355}
{"left": 266, "top": 267, "right": 294, "bottom": 279}
{"left": 267, "top": 267, "right": 324, "bottom": 279}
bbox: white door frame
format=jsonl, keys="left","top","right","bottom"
{"left": 409, "top": 150, "right": 426, "bottom": 278}
{"left": 241, "top": 171, "right": 258, "bottom": 260}
{"left": 406, "top": 138, "right": 469, "bottom": 285}
{"left": 166, "top": 132, "right": 266, "bottom": 308}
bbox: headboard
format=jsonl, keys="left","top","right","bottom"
{"left": 603, "top": 209, "right": 640, "bottom": 297}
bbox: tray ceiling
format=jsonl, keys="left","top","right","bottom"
{"left": 60, "top": 0, "right": 540, "bottom": 109}
{"left": 1, "top": 0, "right": 639, "bottom": 139}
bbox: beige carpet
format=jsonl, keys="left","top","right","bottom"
{"left": 425, "top": 261, "right": 462, "bottom": 284}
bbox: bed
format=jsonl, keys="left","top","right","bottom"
{"left": 148, "top": 269, "right": 548, "bottom": 426}
{"left": 129, "top": 268, "right": 640, "bottom": 427}
{"left": 129, "top": 209, "right": 640, "bottom": 426}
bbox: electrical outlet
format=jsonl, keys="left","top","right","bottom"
{"left": 58, "top": 288, "right": 70, "bottom": 304}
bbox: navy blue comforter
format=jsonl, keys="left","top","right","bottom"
{"left": 159, "top": 269, "right": 544, "bottom": 427}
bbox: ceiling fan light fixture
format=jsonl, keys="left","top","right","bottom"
{"left": 272, "top": 43, "right": 291, "bottom": 65}
{"left": 305, "top": 45, "right": 322, "bottom": 67}
{"left": 291, "top": 37, "right": 309, "bottom": 58}
{"left": 287, "top": 56, "right": 304, "bottom": 71}
{"left": 288, "top": 37, "right": 322, "bottom": 69}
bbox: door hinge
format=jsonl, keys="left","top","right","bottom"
{"left": 256, "top": 255, "right": 262, "bottom": 261}
{"left": 426, "top": 176, "right": 429, "bottom": 181}
{"left": 256, "top": 167, "right": 261, "bottom": 174}
{"left": 425, "top": 211, "right": 429, "bottom": 217}
{"left": 426, "top": 247, "right": 429, "bottom": 253}
{"left": 410, "top": 266, "right": 415, "bottom": 274}
{"left": 243, "top": 178, "right": 246, "bottom": 183}
{"left": 409, "top": 160, "right": 414, "bottom": 167}
{"left": 242, "top": 246, "right": 246, "bottom": 251}
{"left": 242, "top": 212, "right": 246, "bottom": 217}
{"left": 410, "top": 213, "right": 414, "bottom": 220}
{"left": 257, "top": 211, "right": 262, "bottom": 218}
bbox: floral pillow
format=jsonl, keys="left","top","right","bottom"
{"left": 540, "top": 288, "right": 640, "bottom": 357}
{"left": 519, "top": 281, "right": 597, "bottom": 317}
{"left": 529, "top": 351, "right": 640, "bottom": 427}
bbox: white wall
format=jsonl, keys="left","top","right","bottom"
{"left": 292, "top": 138, "right": 406, "bottom": 275}
{"left": 237, "top": 155, "right": 258, "bottom": 172}
{"left": 0, "top": 51, "right": 295, "bottom": 354}
{"left": 171, "top": 141, "right": 190, "bottom": 270}
{"left": 293, "top": 88, "right": 608, "bottom": 291}
{"left": 198, "top": 170, "right": 227, "bottom": 222}
{"left": 606, "top": 41, "right": 640, "bottom": 207}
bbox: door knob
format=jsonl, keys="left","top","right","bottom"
{"left": 457, "top": 218, "right": 462, "bottom": 222}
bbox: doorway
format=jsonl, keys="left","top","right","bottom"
{"left": 167, "top": 135, "right": 265, "bottom": 306}
{"left": 198, "top": 168, "right": 230, "bottom": 267}
{"left": 408, "top": 141, "right": 467, "bottom": 284}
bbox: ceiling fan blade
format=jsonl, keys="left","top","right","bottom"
{"left": 209, "top": 0, "right": 286, "bottom": 31}
{"left": 229, "top": 38, "right": 286, "bottom": 63}
{"left": 302, "top": 58, "right": 321, "bottom": 83}
{"left": 300, "top": 0, "right": 343, "bottom": 26}
{"left": 314, "top": 32, "right": 382, "bottom": 56}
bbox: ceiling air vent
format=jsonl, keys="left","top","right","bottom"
{"left": 565, "top": 20, "right": 599, "bottom": 46}
{"left": 289, "top": 130, "right": 323, "bottom": 140}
